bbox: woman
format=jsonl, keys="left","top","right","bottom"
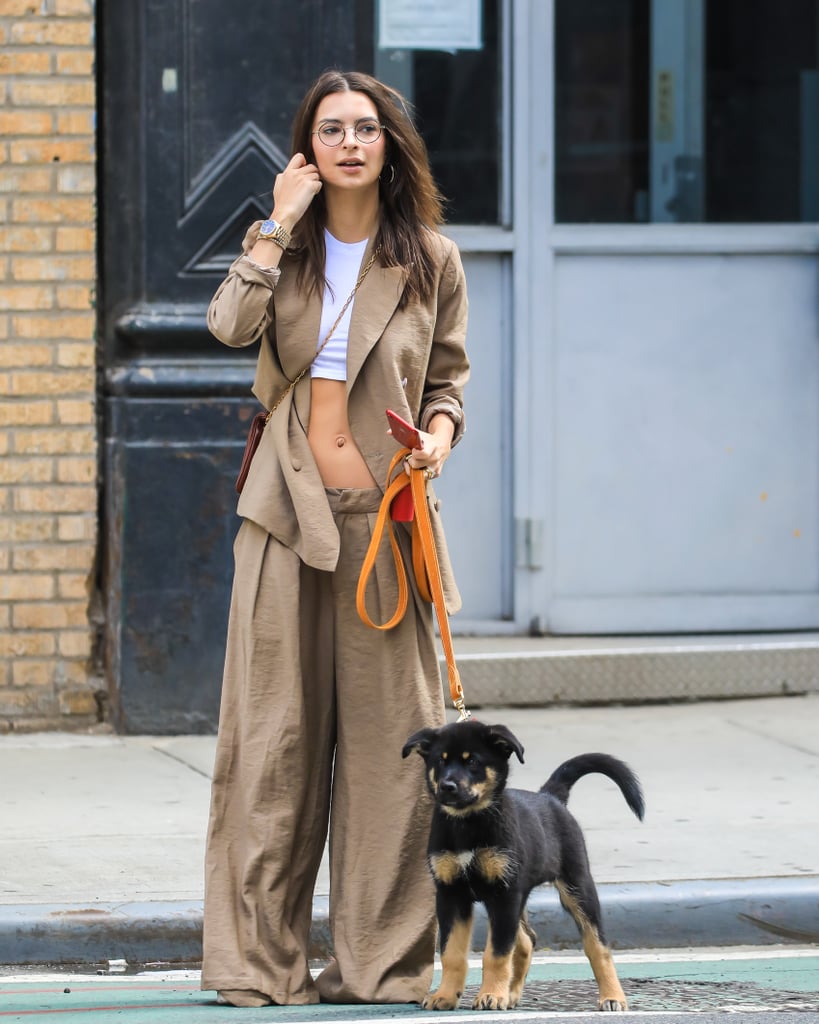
{"left": 203, "top": 70, "right": 469, "bottom": 1008}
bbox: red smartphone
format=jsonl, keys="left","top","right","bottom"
{"left": 386, "top": 409, "right": 421, "bottom": 522}
{"left": 386, "top": 408, "right": 423, "bottom": 450}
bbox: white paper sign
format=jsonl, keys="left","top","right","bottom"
{"left": 378, "top": 0, "right": 482, "bottom": 51}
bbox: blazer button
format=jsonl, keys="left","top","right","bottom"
{"left": 292, "top": 459, "right": 302, "bottom": 472}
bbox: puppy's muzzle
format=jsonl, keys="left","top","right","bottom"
{"left": 437, "top": 776, "right": 478, "bottom": 810}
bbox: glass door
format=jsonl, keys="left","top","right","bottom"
{"left": 544, "top": 0, "right": 819, "bottom": 634}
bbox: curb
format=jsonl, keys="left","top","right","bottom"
{"left": 1, "top": 877, "right": 817, "bottom": 966}
{"left": 526, "top": 876, "right": 819, "bottom": 949}
{"left": 0, "top": 901, "right": 204, "bottom": 967}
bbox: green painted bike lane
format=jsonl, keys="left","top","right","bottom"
{"left": 1, "top": 951, "right": 817, "bottom": 1021}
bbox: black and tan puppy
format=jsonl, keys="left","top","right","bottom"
{"left": 402, "top": 719, "right": 644, "bottom": 1012}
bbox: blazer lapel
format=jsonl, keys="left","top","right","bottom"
{"left": 275, "top": 244, "right": 405, "bottom": 394}
{"left": 346, "top": 253, "right": 406, "bottom": 392}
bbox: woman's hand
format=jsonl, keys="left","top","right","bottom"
{"left": 271, "top": 153, "right": 323, "bottom": 231}
{"left": 404, "top": 414, "right": 455, "bottom": 480}
{"left": 247, "top": 154, "right": 322, "bottom": 267}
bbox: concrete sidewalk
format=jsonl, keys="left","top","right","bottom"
{"left": 1, "top": 695, "right": 817, "bottom": 964}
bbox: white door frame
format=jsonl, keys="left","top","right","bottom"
{"left": 511, "top": 0, "right": 555, "bottom": 632}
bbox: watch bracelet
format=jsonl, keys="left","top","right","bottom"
{"left": 257, "top": 232, "right": 288, "bottom": 250}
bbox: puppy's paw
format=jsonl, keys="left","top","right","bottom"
{"left": 472, "top": 991, "right": 509, "bottom": 1011}
{"left": 422, "top": 991, "right": 461, "bottom": 1011}
{"left": 598, "top": 998, "right": 627, "bottom": 1012}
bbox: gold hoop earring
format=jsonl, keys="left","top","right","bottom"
{"left": 382, "top": 163, "right": 396, "bottom": 185}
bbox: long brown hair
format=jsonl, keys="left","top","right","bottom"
{"left": 288, "top": 70, "right": 445, "bottom": 307}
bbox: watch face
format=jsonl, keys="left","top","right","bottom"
{"left": 259, "top": 219, "right": 277, "bottom": 237}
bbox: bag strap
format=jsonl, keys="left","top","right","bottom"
{"left": 266, "top": 248, "right": 379, "bottom": 419}
{"left": 356, "top": 449, "right": 471, "bottom": 721}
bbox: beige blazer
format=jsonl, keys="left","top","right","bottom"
{"left": 208, "top": 223, "right": 470, "bottom": 612}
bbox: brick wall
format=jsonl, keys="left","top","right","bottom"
{"left": 0, "top": 0, "right": 100, "bottom": 731}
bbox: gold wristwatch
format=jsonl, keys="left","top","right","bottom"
{"left": 257, "top": 218, "right": 291, "bottom": 249}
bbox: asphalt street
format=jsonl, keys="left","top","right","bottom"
{"left": 1, "top": 948, "right": 817, "bottom": 1021}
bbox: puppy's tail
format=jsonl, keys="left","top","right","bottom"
{"left": 541, "top": 753, "right": 645, "bottom": 821}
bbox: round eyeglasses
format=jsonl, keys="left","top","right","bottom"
{"left": 312, "top": 119, "right": 385, "bottom": 147}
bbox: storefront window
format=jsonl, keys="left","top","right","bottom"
{"left": 555, "top": 0, "right": 819, "bottom": 223}
{"left": 375, "top": 0, "right": 502, "bottom": 225}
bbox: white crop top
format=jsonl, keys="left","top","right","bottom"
{"left": 311, "top": 230, "right": 369, "bottom": 381}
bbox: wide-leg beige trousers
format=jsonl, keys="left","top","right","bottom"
{"left": 202, "top": 487, "right": 445, "bottom": 1004}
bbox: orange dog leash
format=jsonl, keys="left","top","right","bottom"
{"left": 356, "top": 448, "right": 471, "bottom": 721}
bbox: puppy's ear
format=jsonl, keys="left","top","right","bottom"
{"left": 486, "top": 724, "right": 525, "bottom": 763}
{"left": 402, "top": 727, "right": 437, "bottom": 759}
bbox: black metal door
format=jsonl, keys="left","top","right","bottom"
{"left": 99, "top": 0, "right": 372, "bottom": 732}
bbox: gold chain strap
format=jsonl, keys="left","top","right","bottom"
{"left": 267, "top": 249, "right": 379, "bottom": 419}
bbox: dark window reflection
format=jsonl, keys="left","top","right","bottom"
{"left": 377, "top": 0, "right": 501, "bottom": 225}
{"left": 706, "top": 0, "right": 818, "bottom": 222}
{"left": 555, "top": 0, "right": 819, "bottom": 223}
{"left": 555, "top": 0, "right": 650, "bottom": 223}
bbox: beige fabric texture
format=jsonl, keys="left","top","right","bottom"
{"left": 207, "top": 226, "right": 469, "bottom": 612}
{"left": 202, "top": 492, "right": 446, "bottom": 1005}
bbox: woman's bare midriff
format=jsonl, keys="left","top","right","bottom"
{"left": 308, "top": 378, "right": 378, "bottom": 488}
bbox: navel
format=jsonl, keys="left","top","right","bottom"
{"left": 335, "top": 434, "right": 347, "bottom": 448}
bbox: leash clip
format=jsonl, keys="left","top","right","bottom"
{"left": 454, "top": 697, "right": 472, "bottom": 722}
